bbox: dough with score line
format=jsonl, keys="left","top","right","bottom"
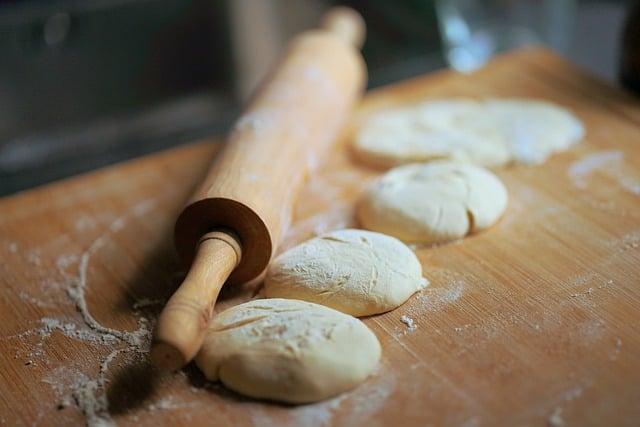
{"left": 357, "top": 161, "right": 508, "bottom": 244}
{"left": 264, "top": 229, "right": 428, "bottom": 317}
{"left": 352, "top": 98, "right": 583, "bottom": 168}
{"left": 195, "top": 298, "right": 381, "bottom": 403}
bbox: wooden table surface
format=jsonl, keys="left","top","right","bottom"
{"left": 1, "top": 49, "right": 639, "bottom": 427}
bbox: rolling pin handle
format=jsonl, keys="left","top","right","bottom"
{"left": 321, "top": 6, "right": 366, "bottom": 49}
{"left": 151, "top": 229, "right": 242, "bottom": 370}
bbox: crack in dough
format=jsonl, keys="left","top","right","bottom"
{"left": 196, "top": 299, "right": 381, "bottom": 403}
{"left": 357, "top": 162, "right": 508, "bottom": 244}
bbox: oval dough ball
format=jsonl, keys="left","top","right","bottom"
{"left": 264, "top": 229, "right": 427, "bottom": 317}
{"left": 195, "top": 298, "right": 381, "bottom": 403}
{"left": 357, "top": 162, "right": 508, "bottom": 244}
{"left": 352, "top": 98, "right": 583, "bottom": 168}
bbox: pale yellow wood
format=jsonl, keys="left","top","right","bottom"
{"left": 151, "top": 231, "right": 241, "bottom": 370}
{"left": 0, "top": 48, "right": 639, "bottom": 426}
{"left": 320, "top": 6, "right": 366, "bottom": 49}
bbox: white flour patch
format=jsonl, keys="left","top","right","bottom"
{"left": 18, "top": 290, "right": 56, "bottom": 309}
{"left": 7, "top": 242, "right": 18, "bottom": 253}
{"left": 569, "top": 151, "right": 622, "bottom": 188}
{"left": 610, "top": 337, "right": 623, "bottom": 361}
{"left": 75, "top": 216, "right": 98, "bottom": 232}
{"left": 56, "top": 254, "right": 79, "bottom": 269}
{"left": 147, "top": 396, "right": 197, "bottom": 412}
{"left": 612, "top": 230, "right": 640, "bottom": 252}
{"left": 568, "top": 150, "right": 640, "bottom": 195}
{"left": 548, "top": 406, "right": 565, "bottom": 427}
{"left": 400, "top": 315, "right": 417, "bottom": 332}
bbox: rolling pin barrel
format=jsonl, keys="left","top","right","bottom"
{"left": 152, "top": 7, "right": 367, "bottom": 370}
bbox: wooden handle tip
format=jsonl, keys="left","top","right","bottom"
{"left": 321, "top": 6, "right": 366, "bottom": 49}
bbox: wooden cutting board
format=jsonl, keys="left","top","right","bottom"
{"left": 1, "top": 48, "right": 639, "bottom": 427}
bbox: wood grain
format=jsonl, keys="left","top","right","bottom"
{"left": 1, "top": 48, "right": 639, "bottom": 427}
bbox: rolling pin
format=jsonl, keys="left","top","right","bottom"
{"left": 151, "top": 7, "right": 367, "bottom": 370}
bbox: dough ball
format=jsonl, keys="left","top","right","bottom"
{"left": 357, "top": 161, "right": 508, "bottom": 244}
{"left": 352, "top": 98, "right": 583, "bottom": 168}
{"left": 265, "top": 229, "right": 427, "bottom": 317}
{"left": 195, "top": 298, "right": 381, "bottom": 404}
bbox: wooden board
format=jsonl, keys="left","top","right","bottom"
{"left": 1, "top": 48, "right": 639, "bottom": 427}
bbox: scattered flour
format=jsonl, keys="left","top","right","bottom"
{"left": 400, "top": 315, "right": 417, "bottom": 332}
{"left": 568, "top": 150, "right": 640, "bottom": 195}
{"left": 409, "top": 280, "right": 464, "bottom": 316}
{"left": 9, "top": 198, "right": 159, "bottom": 426}
{"left": 548, "top": 407, "right": 565, "bottom": 427}
{"left": 610, "top": 337, "right": 623, "bottom": 361}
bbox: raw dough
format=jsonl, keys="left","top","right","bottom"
{"left": 484, "top": 99, "right": 585, "bottom": 164}
{"left": 352, "top": 98, "right": 583, "bottom": 168}
{"left": 357, "top": 161, "right": 508, "bottom": 244}
{"left": 265, "top": 229, "right": 427, "bottom": 316}
{"left": 195, "top": 298, "right": 380, "bottom": 403}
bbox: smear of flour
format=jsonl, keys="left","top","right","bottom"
{"left": 8, "top": 198, "right": 159, "bottom": 426}
{"left": 568, "top": 150, "right": 640, "bottom": 195}
{"left": 147, "top": 396, "right": 197, "bottom": 411}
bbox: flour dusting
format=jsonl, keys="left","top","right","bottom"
{"left": 8, "top": 198, "right": 159, "bottom": 426}
{"left": 548, "top": 407, "right": 565, "bottom": 427}
{"left": 400, "top": 315, "right": 417, "bottom": 332}
{"left": 568, "top": 150, "right": 640, "bottom": 195}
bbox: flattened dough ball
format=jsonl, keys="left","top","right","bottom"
{"left": 352, "top": 98, "right": 583, "bottom": 168}
{"left": 485, "top": 98, "right": 584, "bottom": 165}
{"left": 265, "top": 229, "right": 427, "bottom": 317}
{"left": 357, "top": 162, "right": 508, "bottom": 244}
{"left": 353, "top": 100, "right": 510, "bottom": 168}
{"left": 195, "top": 299, "right": 381, "bottom": 403}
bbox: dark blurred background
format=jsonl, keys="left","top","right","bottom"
{"left": 0, "top": 0, "right": 636, "bottom": 195}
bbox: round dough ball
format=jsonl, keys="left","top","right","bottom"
{"left": 352, "top": 99, "right": 511, "bottom": 169}
{"left": 195, "top": 298, "right": 381, "bottom": 403}
{"left": 264, "top": 229, "right": 427, "bottom": 317}
{"left": 357, "top": 161, "right": 508, "bottom": 244}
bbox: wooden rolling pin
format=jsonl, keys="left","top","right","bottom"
{"left": 151, "top": 7, "right": 367, "bottom": 370}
